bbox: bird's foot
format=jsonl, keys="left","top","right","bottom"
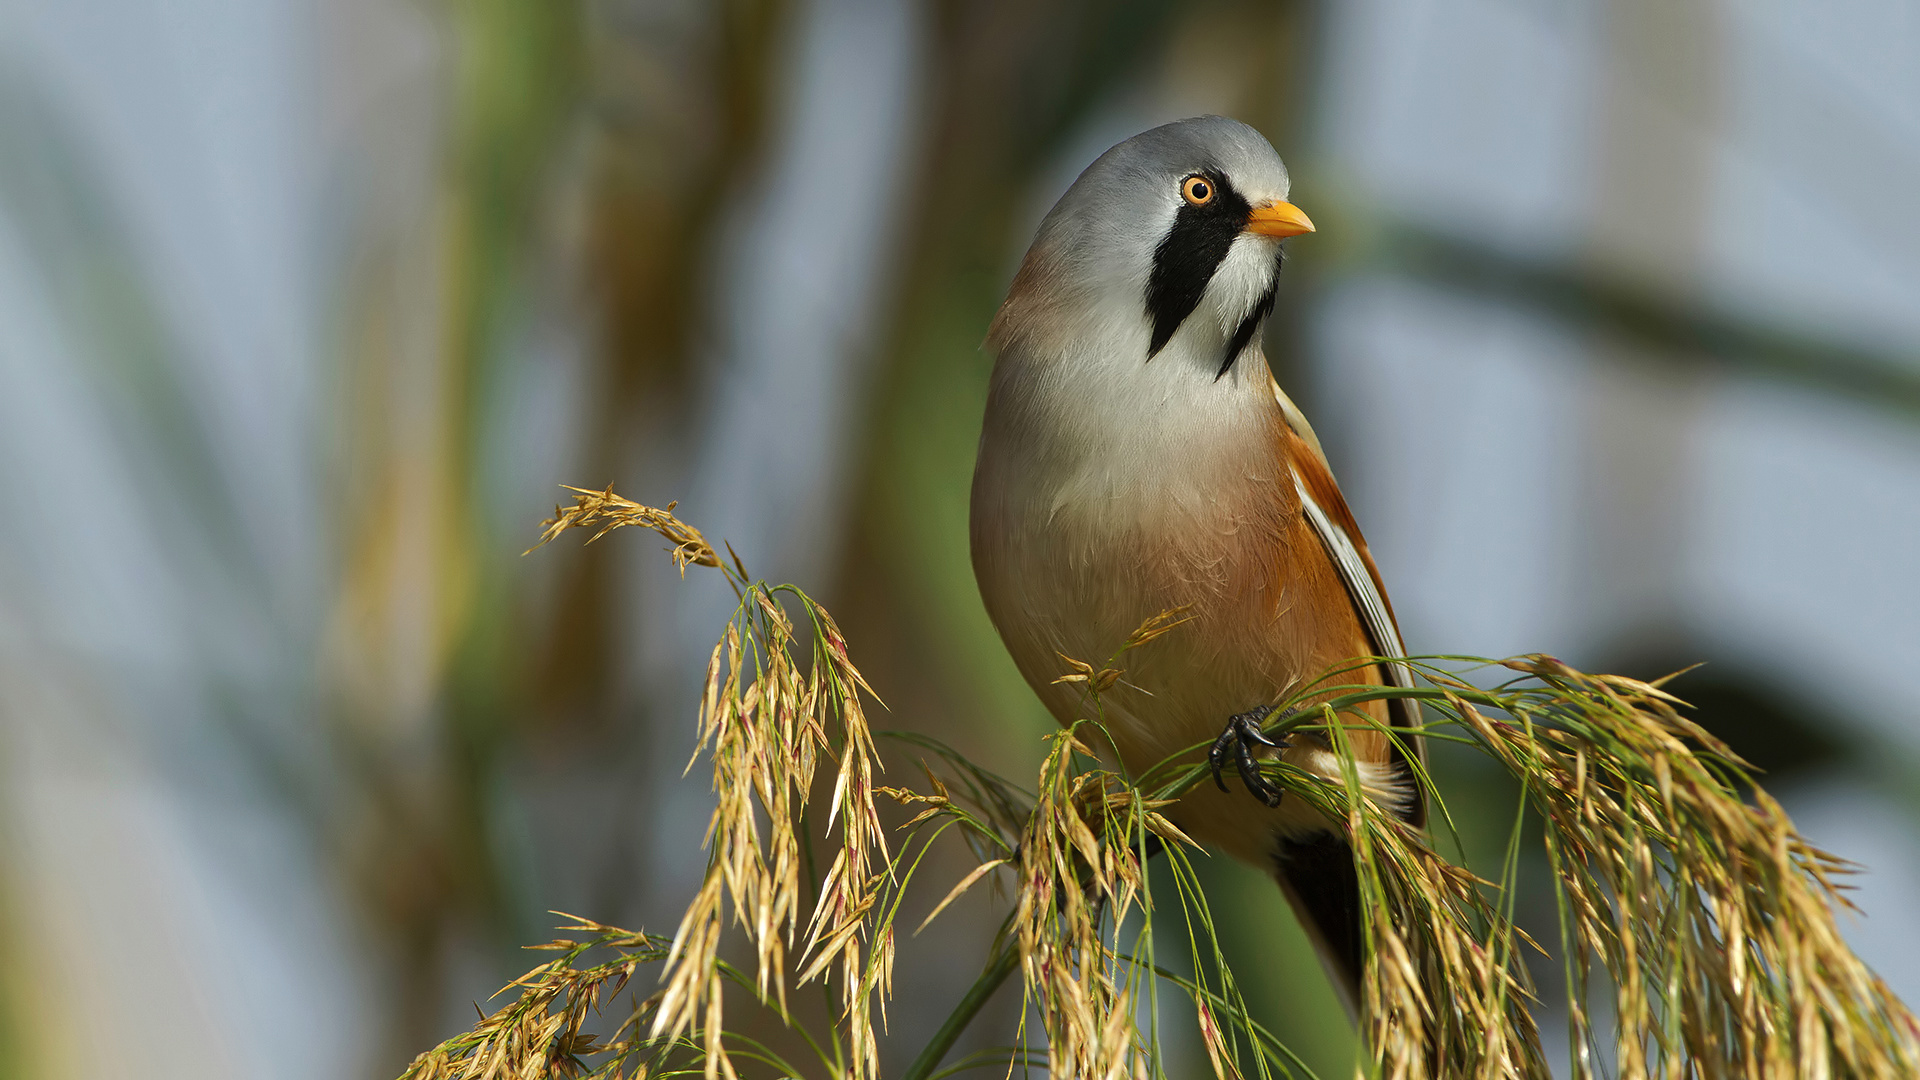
{"left": 1209, "top": 706, "right": 1292, "bottom": 808}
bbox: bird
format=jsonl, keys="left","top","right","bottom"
{"left": 968, "top": 115, "right": 1423, "bottom": 1014}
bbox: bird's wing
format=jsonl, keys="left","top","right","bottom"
{"left": 1273, "top": 377, "right": 1427, "bottom": 827}
{"left": 1271, "top": 379, "right": 1330, "bottom": 473}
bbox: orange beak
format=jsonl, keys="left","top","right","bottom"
{"left": 1244, "top": 200, "right": 1315, "bottom": 238}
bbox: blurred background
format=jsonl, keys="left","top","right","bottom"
{"left": 0, "top": 0, "right": 1915, "bottom": 1076}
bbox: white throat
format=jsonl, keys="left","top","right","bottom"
{"left": 977, "top": 332, "right": 1278, "bottom": 553}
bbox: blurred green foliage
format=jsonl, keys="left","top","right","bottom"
{"left": 2, "top": 0, "right": 1916, "bottom": 1075}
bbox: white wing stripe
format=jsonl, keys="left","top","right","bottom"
{"left": 1293, "top": 471, "right": 1415, "bottom": 696}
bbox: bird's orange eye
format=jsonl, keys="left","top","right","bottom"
{"left": 1182, "top": 176, "right": 1214, "bottom": 206}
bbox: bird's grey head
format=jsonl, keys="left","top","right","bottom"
{"left": 989, "top": 116, "right": 1312, "bottom": 379}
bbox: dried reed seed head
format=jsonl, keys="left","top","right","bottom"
{"left": 416, "top": 494, "right": 1920, "bottom": 1080}
{"left": 528, "top": 487, "right": 723, "bottom": 572}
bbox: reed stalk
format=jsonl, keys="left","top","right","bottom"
{"left": 400, "top": 488, "right": 1920, "bottom": 1080}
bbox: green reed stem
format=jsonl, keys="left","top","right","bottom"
{"left": 898, "top": 933, "right": 1022, "bottom": 1080}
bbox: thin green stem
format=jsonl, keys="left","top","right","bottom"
{"left": 897, "top": 933, "right": 1022, "bottom": 1080}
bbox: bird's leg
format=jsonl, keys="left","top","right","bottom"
{"left": 1209, "top": 706, "right": 1293, "bottom": 808}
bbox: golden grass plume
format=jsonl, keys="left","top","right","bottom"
{"left": 400, "top": 488, "right": 1920, "bottom": 1080}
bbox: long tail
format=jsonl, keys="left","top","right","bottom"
{"left": 1271, "top": 829, "right": 1367, "bottom": 1019}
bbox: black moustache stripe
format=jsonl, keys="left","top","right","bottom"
{"left": 1216, "top": 277, "right": 1278, "bottom": 380}
{"left": 1145, "top": 171, "right": 1251, "bottom": 357}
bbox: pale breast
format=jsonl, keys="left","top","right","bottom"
{"left": 971, "top": 365, "right": 1399, "bottom": 861}
{"left": 975, "top": 381, "right": 1332, "bottom": 744}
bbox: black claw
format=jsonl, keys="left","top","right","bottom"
{"left": 1234, "top": 732, "right": 1276, "bottom": 806}
{"left": 1208, "top": 706, "right": 1289, "bottom": 807}
{"left": 1208, "top": 717, "right": 1246, "bottom": 793}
